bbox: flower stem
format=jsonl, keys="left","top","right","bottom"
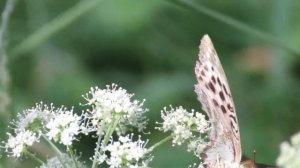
{"left": 11, "top": 0, "right": 105, "bottom": 58}
{"left": 68, "top": 148, "right": 79, "bottom": 168}
{"left": 42, "top": 134, "right": 68, "bottom": 168}
{"left": 0, "top": 0, "right": 16, "bottom": 125}
{"left": 24, "top": 149, "right": 45, "bottom": 165}
{"left": 91, "top": 134, "right": 102, "bottom": 168}
{"left": 91, "top": 115, "right": 120, "bottom": 168}
{"left": 170, "top": 0, "right": 300, "bottom": 56}
{"left": 148, "top": 135, "right": 172, "bottom": 152}
{"left": 102, "top": 116, "right": 120, "bottom": 146}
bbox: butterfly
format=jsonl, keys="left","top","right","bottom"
{"left": 194, "top": 35, "right": 278, "bottom": 168}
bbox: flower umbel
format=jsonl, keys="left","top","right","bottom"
{"left": 156, "top": 106, "right": 210, "bottom": 158}
{"left": 157, "top": 106, "right": 209, "bottom": 146}
{"left": 3, "top": 102, "right": 82, "bottom": 158}
{"left": 277, "top": 131, "right": 300, "bottom": 168}
{"left": 45, "top": 107, "right": 81, "bottom": 146}
{"left": 188, "top": 162, "right": 205, "bottom": 168}
{"left": 82, "top": 84, "right": 148, "bottom": 136}
{"left": 40, "top": 153, "right": 86, "bottom": 168}
{"left": 5, "top": 130, "right": 39, "bottom": 157}
{"left": 3, "top": 102, "right": 52, "bottom": 157}
{"left": 95, "top": 134, "right": 152, "bottom": 168}
{"left": 12, "top": 102, "right": 52, "bottom": 134}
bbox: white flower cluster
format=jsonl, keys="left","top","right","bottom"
{"left": 13, "top": 103, "right": 51, "bottom": 132}
{"left": 3, "top": 103, "right": 50, "bottom": 157}
{"left": 4, "top": 84, "right": 151, "bottom": 168}
{"left": 188, "top": 162, "right": 205, "bottom": 168}
{"left": 187, "top": 138, "right": 207, "bottom": 157}
{"left": 157, "top": 106, "right": 209, "bottom": 146}
{"left": 3, "top": 102, "right": 82, "bottom": 157}
{"left": 156, "top": 106, "right": 210, "bottom": 160}
{"left": 45, "top": 107, "right": 81, "bottom": 146}
{"left": 40, "top": 154, "right": 85, "bottom": 168}
{"left": 277, "top": 131, "right": 300, "bottom": 168}
{"left": 96, "top": 134, "right": 152, "bottom": 168}
{"left": 5, "top": 130, "right": 39, "bottom": 157}
{"left": 82, "top": 84, "right": 148, "bottom": 136}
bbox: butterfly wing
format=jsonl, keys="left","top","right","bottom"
{"left": 194, "top": 35, "right": 242, "bottom": 167}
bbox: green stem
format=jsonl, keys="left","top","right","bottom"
{"left": 42, "top": 135, "right": 68, "bottom": 168}
{"left": 102, "top": 116, "right": 119, "bottom": 146}
{"left": 68, "top": 148, "right": 79, "bottom": 168}
{"left": 24, "top": 149, "right": 45, "bottom": 165}
{"left": 91, "top": 115, "right": 120, "bottom": 168}
{"left": 0, "top": 0, "right": 16, "bottom": 47}
{"left": 148, "top": 135, "right": 172, "bottom": 153}
{"left": 11, "top": 0, "right": 105, "bottom": 58}
{"left": 91, "top": 133, "right": 103, "bottom": 168}
{"left": 171, "top": 0, "right": 300, "bottom": 56}
{"left": 0, "top": 0, "right": 16, "bottom": 125}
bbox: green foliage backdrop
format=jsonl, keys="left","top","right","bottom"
{"left": 1, "top": 0, "right": 300, "bottom": 167}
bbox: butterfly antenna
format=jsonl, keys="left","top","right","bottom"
{"left": 252, "top": 149, "right": 256, "bottom": 163}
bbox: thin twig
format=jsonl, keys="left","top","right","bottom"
{"left": 0, "top": 0, "right": 16, "bottom": 114}
{"left": 42, "top": 135, "right": 68, "bottom": 168}
{"left": 24, "top": 149, "right": 45, "bottom": 165}
{"left": 0, "top": 0, "right": 16, "bottom": 47}
{"left": 148, "top": 135, "right": 172, "bottom": 152}
{"left": 170, "top": 0, "right": 300, "bottom": 56}
{"left": 11, "top": 0, "right": 104, "bottom": 58}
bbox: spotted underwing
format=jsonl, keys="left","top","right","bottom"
{"left": 194, "top": 35, "right": 278, "bottom": 168}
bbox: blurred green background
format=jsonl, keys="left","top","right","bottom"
{"left": 1, "top": 0, "right": 300, "bottom": 167}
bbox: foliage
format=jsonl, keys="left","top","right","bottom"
{"left": 1, "top": 0, "right": 300, "bottom": 167}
